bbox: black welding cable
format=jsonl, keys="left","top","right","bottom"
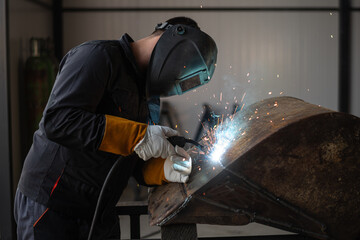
{"left": 88, "top": 137, "right": 201, "bottom": 240}
{"left": 87, "top": 156, "right": 123, "bottom": 240}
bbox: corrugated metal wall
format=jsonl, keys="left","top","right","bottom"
{"left": 62, "top": 0, "right": 352, "bottom": 139}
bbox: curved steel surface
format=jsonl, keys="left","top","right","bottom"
{"left": 148, "top": 97, "right": 360, "bottom": 240}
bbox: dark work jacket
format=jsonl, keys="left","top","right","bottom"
{"left": 18, "top": 34, "right": 154, "bottom": 219}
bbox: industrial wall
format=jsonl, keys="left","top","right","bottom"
{"left": 9, "top": 0, "right": 52, "bottom": 192}
{"left": 6, "top": 0, "right": 360, "bottom": 210}
{"left": 3, "top": 0, "right": 359, "bottom": 238}
{"left": 62, "top": 0, "right": 359, "bottom": 140}
{"left": 353, "top": 0, "right": 360, "bottom": 116}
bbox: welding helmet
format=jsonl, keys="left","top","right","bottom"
{"left": 147, "top": 22, "right": 218, "bottom": 97}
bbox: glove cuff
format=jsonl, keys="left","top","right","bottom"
{"left": 142, "top": 157, "right": 168, "bottom": 185}
{"left": 98, "top": 115, "right": 147, "bottom": 155}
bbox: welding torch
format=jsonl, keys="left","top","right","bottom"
{"left": 167, "top": 136, "right": 204, "bottom": 150}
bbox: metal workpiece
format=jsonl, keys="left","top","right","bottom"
{"left": 148, "top": 96, "right": 360, "bottom": 240}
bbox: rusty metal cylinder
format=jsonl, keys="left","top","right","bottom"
{"left": 149, "top": 97, "right": 360, "bottom": 240}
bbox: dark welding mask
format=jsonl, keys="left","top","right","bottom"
{"left": 147, "top": 22, "right": 218, "bottom": 97}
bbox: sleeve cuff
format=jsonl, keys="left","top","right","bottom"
{"left": 98, "top": 115, "right": 147, "bottom": 155}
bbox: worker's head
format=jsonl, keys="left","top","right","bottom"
{"left": 147, "top": 16, "right": 218, "bottom": 97}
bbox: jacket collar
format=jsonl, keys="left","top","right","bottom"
{"left": 119, "top": 34, "right": 145, "bottom": 79}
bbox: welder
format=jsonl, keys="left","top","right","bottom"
{"left": 14, "top": 16, "right": 217, "bottom": 240}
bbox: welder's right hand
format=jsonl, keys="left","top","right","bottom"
{"left": 164, "top": 146, "right": 192, "bottom": 183}
{"left": 134, "top": 125, "right": 179, "bottom": 161}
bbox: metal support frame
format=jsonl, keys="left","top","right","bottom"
{"left": 53, "top": 0, "right": 63, "bottom": 61}
{"left": 115, "top": 205, "right": 315, "bottom": 240}
{"left": 116, "top": 204, "right": 148, "bottom": 239}
{"left": 0, "top": 0, "right": 14, "bottom": 239}
{"left": 338, "top": 0, "right": 351, "bottom": 113}
{"left": 62, "top": 7, "right": 338, "bottom": 12}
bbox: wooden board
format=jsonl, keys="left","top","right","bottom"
{"left": 148, "top": 97, "right": 360, "bottom": 240}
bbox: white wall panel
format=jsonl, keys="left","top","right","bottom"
{"left": 351, "top": 12, "right": 360, "bottom": 117}
{"left": 353, "top": 0, "right": 360, "bottom": 7}
{"left": 64, "top": 9, "right": 338, "bottom": 138}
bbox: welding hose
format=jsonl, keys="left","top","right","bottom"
{"left": 87, "top": 156, "right": 123, "bottom": 240}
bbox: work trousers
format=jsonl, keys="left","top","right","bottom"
{"left": 14, "top": 188, "right": 120, "bottom": 240}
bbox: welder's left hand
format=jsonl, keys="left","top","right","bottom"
{"left": 164, "top": 146, "right": 192, "bottom": 183}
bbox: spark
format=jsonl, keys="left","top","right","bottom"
{"left": 277, "top": 74, "right": 280, "bottom": 78}
{"left": 330, "top": 12, "right": 333, "bottom": 16}
{"left": 185, "top": 130, "right": 189, "bottom": 133}
{"left": 268, "top": 92, "right": 272, "bottom": 95}
{"left": 247, "top": 72, "right": 250, "bottom": 77}
{"left": 233, "top": 105, "right": 239, "bottom": 114}
{"left": 220, "top": 92, "right": 223, "bottom": 102}
{"left": 280, "top": 91, "right": 283, "bottom": 95}
{"left": 240, "top": 103, "right": 245, "bottom": 111}
{"left": 241, "top": 92, "right": 246, "bottom": 103}
{"left": 331, "top": 35, "right": 334, "bottom": 38}
{"left": 206, "top": 112, "right": 248, "bottom": 163}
